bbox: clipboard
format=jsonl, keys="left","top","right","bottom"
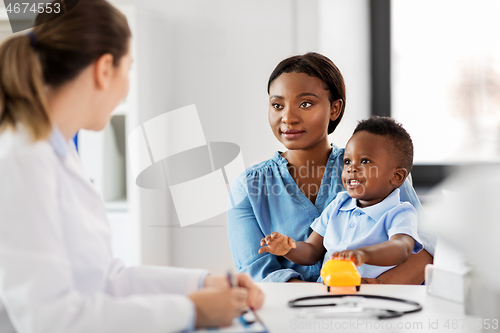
{"left": 189, "top": 309, "right": 268, "bottom": 333}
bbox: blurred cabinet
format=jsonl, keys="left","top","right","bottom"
{"left": 78, "top": 4, "right": 140, "bottom": 266}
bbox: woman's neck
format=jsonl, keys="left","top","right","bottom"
{"left": 45, "top": 73, "right": 93, "bottom": 141}
{"left": 282, "top": 141, "right": 332, "bottom": 204}
{"left": 282, "top": 141, "right": 332, "bottom": 169}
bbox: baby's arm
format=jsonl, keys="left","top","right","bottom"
{"left": 258, "top": 231, "right": 326, "bottom": 266}
{"left": 332, "top": 234, "right": 415, "bottom": 266}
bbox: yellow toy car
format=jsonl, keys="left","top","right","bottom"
{"left": 320, "top": 258, "right": 361, "bottom": 292}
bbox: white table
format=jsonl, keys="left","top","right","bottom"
{"left": 255, "top": 283, "right": 486, "bottom": 333}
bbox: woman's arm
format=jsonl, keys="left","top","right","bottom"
{"left": 288, "top": 278, "right": 313, "bottom": 283}
{"left": 105, "top": 260, "right": 208, "bottom": 296}
{"left": 0, "top": 148, "right": 204, "bottom": 333}
{"left": 376, "top": 179, "right": 433, "bottom": 284}
{"left": 227, "top": 176, "right": 306, "bottom": 282}
{"left": 371, "top": 249, "right": 433, "bottom": 284}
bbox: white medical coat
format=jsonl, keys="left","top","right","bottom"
{"left": 0, "top": 126, "right": 207, "bottom": 333}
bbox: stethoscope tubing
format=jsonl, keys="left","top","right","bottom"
{"left": 288, "top": 294, "right": 422, "bottom": 319}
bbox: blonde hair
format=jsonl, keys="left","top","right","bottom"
{"left": 0, "top": 34, "right": 51, "bottom": 139}
{"left": 0, "top": 0, "right": 131, "bottom": 141}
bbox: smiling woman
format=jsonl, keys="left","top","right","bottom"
{"left": 267, "top": 72, "right": 342, "bottom": 205}
{"left": 227, "top": 52, "right": 434, "bottom": 284}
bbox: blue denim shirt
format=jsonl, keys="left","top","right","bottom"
{"left": 227, "top": 145, "right": 425, "bottom": 282}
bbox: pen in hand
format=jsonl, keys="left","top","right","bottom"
{"left": 227, "top": 272, "right": 237, "bottom": 288}
{"left": 227, "top": 272, "right": 253, "bottom": 320}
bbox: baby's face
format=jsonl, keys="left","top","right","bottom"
{"left": 342, "top": 131, "right": 398, "bottom": 207}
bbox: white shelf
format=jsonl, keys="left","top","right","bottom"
{"left": 78, "top": 3, "right": 140, "bottom": 265}
{"left": 111, "top": 104, "right": 128, "bottom": 116}
{"left": 105, "top": 199, "right": 129, "bottom": 212}
{"left": 78, "top": 116, "right": 127, "bottom": 204}
{"left": 0, "top": 9, "right": 7, "bottom": 21}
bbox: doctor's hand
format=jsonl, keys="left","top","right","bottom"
{"left": 203, "top": 274, "right": 265, "bottom": 310}
{"left": 188, "top": 287, "right": 248, "bottom": 328}
{"left": 236, "top": 273, "right": 265, "bottom": 310}
{"left": 258, "top": 231, "right": 296, "bottom": 256}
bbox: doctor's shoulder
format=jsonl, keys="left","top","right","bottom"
{"left": 0, "top": 127, "right": 58, "bottom": 180}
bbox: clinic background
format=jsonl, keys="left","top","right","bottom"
{"left": 1, "top": 0, "right": 499, "bottom": 274}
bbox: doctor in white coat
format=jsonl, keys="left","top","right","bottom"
{"left": 0, "top": 1, "right": 264, "bottom": 332}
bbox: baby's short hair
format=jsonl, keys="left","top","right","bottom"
{"left": 353, "top": 116, "right": 414, "bottom": 173}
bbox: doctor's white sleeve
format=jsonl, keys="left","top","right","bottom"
{"left": 104, "top": 260, "right": 209, "bottom": 297}
{"left": 0, "top": 147, "right": 199, "bottom": 333}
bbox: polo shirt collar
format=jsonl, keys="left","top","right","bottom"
{"left": 339, "top": 188, "right": 402, "bottom": 221}
{"left": 339, "top": 195, "right": 357, "bottom": 212}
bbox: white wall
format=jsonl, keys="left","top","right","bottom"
{"left": 319, "top": 0, "right": 371, "bottom": 148}
{"left": 116, "top": 0, "right": 370, "bottom": 273}
{"left": 0, "top": 0, "right": 370, "bottom": 272}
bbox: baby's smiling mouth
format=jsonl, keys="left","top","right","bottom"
{"left": 346, "top": 179, "right": 363, "bottom": 188}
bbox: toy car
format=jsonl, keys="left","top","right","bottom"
{"left": 320, "top": 258, "right": 361, "bottom": 292}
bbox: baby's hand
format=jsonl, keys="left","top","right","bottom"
{"left": 258, "top": 232, "right": 296, "bottom": 256}
{"left": 331, "top": 250, "right": 366, "bottom": 266}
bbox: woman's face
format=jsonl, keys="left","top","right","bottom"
{"left": 268, "top": 72, "right": 341, "bottom": 151}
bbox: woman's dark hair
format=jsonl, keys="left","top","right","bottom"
{"left": 0, "top": 0, "right": 131, "bottom": 141}
{"left": 267, "top": 52, "right": 346, "bottom": 134}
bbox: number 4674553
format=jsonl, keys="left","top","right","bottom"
{"left": 6, "top": 2, "right": 61, "bottom": 14}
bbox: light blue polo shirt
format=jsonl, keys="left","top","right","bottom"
{"left": 311, "top": 188, "right": 423, "bottom": 279}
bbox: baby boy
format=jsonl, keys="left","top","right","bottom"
{"left": 258, "top": 116, "right": 423, "bottom": 279}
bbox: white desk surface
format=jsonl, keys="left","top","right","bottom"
{"left": 255, "top": 283, "right": 484, "bottom": 333}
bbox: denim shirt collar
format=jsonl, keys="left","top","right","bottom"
{"left": 271, "top": 151, "right": 289, "bottom": 166}
{"left": 271, "top": 143, "right": 340, "bottom": 167}
{"left": 270, "top": 145, "right": 344, "bottom": 216}
{"left": 339, "top": 188, "right": 401, "bottom": 221}
{"left": 49, "top": 126, "right": 70, "bottom": 158}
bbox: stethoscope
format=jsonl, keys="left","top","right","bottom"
{"left": 288, "top": 294, "right": 422, "bottom": 319}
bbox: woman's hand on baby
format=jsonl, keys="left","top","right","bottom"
{"left": 361, "top": 277, "right": 382, "bottom": 284}
{"left": 258, "top": 231, "right": 296, "bottom": 256}
{"left": 331, "top": 249, "right": 366, "bottom": 266}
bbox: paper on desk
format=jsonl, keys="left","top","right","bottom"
{"left": 426, "top": 238, "right": 470, "bottom": 303}
{"left": 433, "top": 238, "right": 470, "bottom": 274}
{"left": 189, "top": 310, "right": 267, "bottom": 333}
